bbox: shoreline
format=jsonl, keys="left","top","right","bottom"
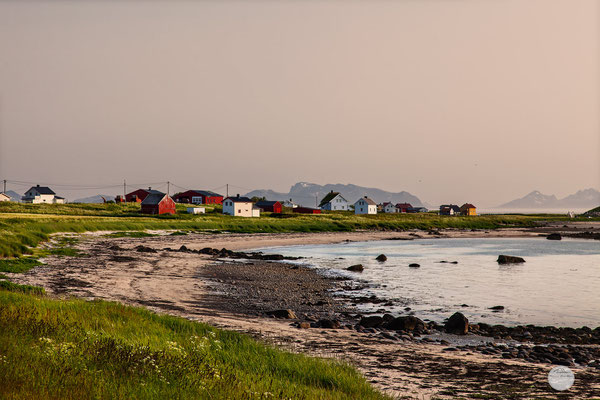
{"left": 8, "top": 227, "right": 600, "bottom": 399}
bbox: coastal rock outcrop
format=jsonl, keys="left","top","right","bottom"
{"left": 497, "top": 255, "right": 525, "bottom": 264}
{"left": 547, "top": 233, "right": 562, "bottom": 240}
{"left": 315, "top": 319, "right": 341, "bottom": 329}
{"left": 347, "top": 264, "right": 364, "bottom": 272}
{"left": 386, "top": 315, "right": 425, "bottom": 332}
{"left": 409, "top": 263, "right": 420, "bottom": 268}
{"left": 376, "top": 254, "right": 387, "bottom": 262}
{"left": 359, "top": 315, "right": 384, "bottom": 328}
{"left": 445, "top": 312, "right": 469, "bottom": 335}
{"left": 266, "top": 309, "right": 297, "bottom": 319}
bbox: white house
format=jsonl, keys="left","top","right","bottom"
{"left": 382, "top": 202, "right": 398, "bottom": 213}
{"left": 222, "top": 195, "right": 260, "bottom": 218}
{"left": 0, "top": 193, "right": 11, "bottom": 202}
{"left": 354, "top": 196, "right": 377, "bottom": 215}
{"left": 21, "top": 185, "right": 65, "bottom": 204}
{"left": 319, "top": 191, "right": 349, "bottom": 211}
{"left": 282, "top": 199, "right": 298, "bottom": 208}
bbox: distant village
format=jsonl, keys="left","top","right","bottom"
{"left": 0, "top": 184, "right": 477, "bottom": 217}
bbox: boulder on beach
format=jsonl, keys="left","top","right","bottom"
{"left": 386, "top": 315, "right": 425, "bottom": 332}
{"left": 316, "top": 319, "right": 341, "bottom": 329}
{"left": 445, "top": 312, "right": 469, "bottom": 335}
{"left": 489, "top": 305, "right": 505, "bottom": 311}
{"left": 347, "top": 264, "right": 364, "bottom": 272}
{"left": 376, "top": 254, "right": 387, "bottom": 262}
{"left": 266, "top": 309, "right": 297, "bottom": 319}
{"left": 135, "top": 245, "right": 157, "bottom": 253}
{"left": 359, "top": 315, "right": 384, "bottom": 328}
{"left": 497, "top": 255, "right": 525, "bottom": 264}
{"left": 409, "top": 263, "right": 420, "bottom": 268}
{"left": 547, "top": 233, "right": 562, "bottom": 241}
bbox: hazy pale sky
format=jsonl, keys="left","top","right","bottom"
{"left": 0, "top": 0, "right": 598, "bottom": 206}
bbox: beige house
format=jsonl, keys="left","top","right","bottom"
{"left": 0, "top": 193, "right": 11, "bottom": 202}
{"left": 222, "top": 195, "right": 260, "bottom": 217}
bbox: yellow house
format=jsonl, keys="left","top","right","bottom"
{"left": 460, "top": 203, "right": 477, "bottom": 216}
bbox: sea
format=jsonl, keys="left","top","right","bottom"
{"left": 258, "top": 237, "right": 600, "bottom": 328}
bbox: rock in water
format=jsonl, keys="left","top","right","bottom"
{"left": 497, "top": 255, "right": 525, "bottom": 264}
{"left": 347, "top": 264, "right": 364, "bottom": 272}
{"left": 547, "top": 233, "right": 562, "bottom": 240}
{"left": 445, "top": 312, "right": 469, "bottom": 335}
{"left": 266, "top": 309, "right": 297, "bottom": 319}
{"left": 409, "top": 263, "right": 420, "bottom": 268}
{"left": 376, "top": 254, "right": 387, "bottom": 262}
{"left": 386, "top": 315, "right": 425, "bottom": 332}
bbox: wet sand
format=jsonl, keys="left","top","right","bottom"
{"left": 8, "top": 228, "right": 600, "bottom": 399}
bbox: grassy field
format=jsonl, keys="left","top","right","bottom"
{"left": 0, "top": 202, "right": 579, "bottom": 258}
{"left": 0, "top": 289, "right": 386, "bottom": 400}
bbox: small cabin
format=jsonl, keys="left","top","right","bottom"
{"left": 460, "top": 203, "right": 477, "bottom": 216}
{"left": 354, "top": 196, "right": 377, "bottom": 215}
{"left": 255, "top": 200, "right": 282, "bottom": 213}
{"left": 126, "top": 188, "right": 154, "bottom": 203}
{"left": 173, "top": 190, "right": 223, "bottom": 205}
{"left": 395, "top": 203, "right": 413, "bottom": 213}
{"left": 382, "top": 202, "right": 398, "bottom": 213}
{"left": 319, "top": 191, "right": 349, "bottom": 211}
{"left": 293, "top": 207, "right": 322, "bottom": 214}
{"left": 439, "top": 204, "right": 460, "bottom": 216}
{"left": 223, "top": 195, "right": 260, "bottom": 217}
{"left": 140, "top": 192, "right": 176, "bottom": 215}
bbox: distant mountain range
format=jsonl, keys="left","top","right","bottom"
{"left": 496, "top": 188, "right": 600, "bottom": 209}
{"left": 244, "top": 182, "right": 426, "bottom": 208}
{"left": 72, "top": 194, "right": 117, "bottom": 203}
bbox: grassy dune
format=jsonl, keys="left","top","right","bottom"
{"left": 0, "top": 289, "right": 385, "bottom": 399}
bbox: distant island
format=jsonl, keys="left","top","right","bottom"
{"left": 244, "top": 182, "right": 426, "bottom": 208}
{"left": 496, "top": 188, "right": 600, "bottom": 210}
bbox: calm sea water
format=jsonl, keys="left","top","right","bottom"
{"left": 258, "top": 238, "right": 600, "bottom": 328}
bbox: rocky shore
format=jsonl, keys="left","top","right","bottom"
{"left": 9, "top": 229, "right": 600, "bottom": 399}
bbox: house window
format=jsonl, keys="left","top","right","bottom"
{"left": 192, "top": 196, "right": 202, "bottom": 204}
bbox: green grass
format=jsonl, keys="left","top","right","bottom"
{"left": 0, "top": 289, "right": 386, "bottom": 400}
{"left": 0, "top": 258, "right": 42, "bottom": 273}
{"left": 0, "top": 202, "right": 585, "bottom": 258}
{"left": 0, "top": 280, "right": 45, "bottom": 295}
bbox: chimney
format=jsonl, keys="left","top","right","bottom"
{"left": 37, "top": 184, "right": 40, "bottom": 187}
{"left": 236, "top": 194, "right": 240, "bottom": 198}
{"left": 148, "top": 187, "right": 152, "bottom": 190}
{"left": 364, "top": 196, "right": 367, "bottom": 198}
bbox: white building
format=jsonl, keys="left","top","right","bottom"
{"left": 187, "top": 207, "right": 206, "bottom": 214}
{"left": 382, "top": 202, "right": 398, "bottom": 213}
{"left": 319, "top": 191, "right": 349, "bottom": 211}
{"left": 0, "top": 193, "right": 11, "bottom": 202}
{"left": 222, "top": 195, "right": 260, "bottom": 217}
{"left": 282, "top": 199, "right": 298, "bottom": 208}
{"left": 354, "top": 196, "right": 377, "bottom": 215}
{"left": 21, "top": 185, "right": 65, "bottom": 204}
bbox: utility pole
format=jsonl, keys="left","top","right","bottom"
{"left": 2, "top": 180, "right": 5, "bottom": 194}
{"left": 123, "top": 179, "right": 126, "bottom": 202}
{"left": 167, "top": 181, "right": 170, "bottom": 196}
{"left": 226, "top": 184, "right": 229, "bottom": 197}
{"left": 315, "top": 195, "right": 317, "bottom": 208}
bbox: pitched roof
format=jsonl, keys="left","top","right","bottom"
{"left": 26, "top": 186, "right": 55, "bottom": 195}
{"left": 255, "top": 200, "right": 280, "bottom": 207}
{"left": 356, "top": 196, "right": 376, "bottom": 206}
{"left": 461, "top": 203, "right": 476, "bottom": 209}
{"left": 141, "top": 192, "right": 167, "bottom": 205}
{"left": 224, "top": 196, "right": 253, "bottom": 203}
{"left": 440, "top": 204, "right": 461, "bottom": 212}
{"left": 197, "top": 190, "right": 222, "bottom": 197}
{"left": 319, "top": 191, "right": 346, "bottom": 207}
{"left": 396, "top": 203, "right": 413, "bottom": 208}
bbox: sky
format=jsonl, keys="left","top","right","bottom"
{"left": 0, "top": 0, "right": 598, "bottom": 207}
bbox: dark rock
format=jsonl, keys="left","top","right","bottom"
{"left": 266, "top": 309, "right": 297, "bottom": 319}
{"left": 298, "top": 322, "right": 311, "bottom": 329}
{"left": 347, "top": 264, "right": 364, "bottom": 272}
{"left": 489, "top": 305, "right": 505, "bottom": 311}
{"left": 179, "top": 245, "right": 189, "bottom": 252}
{"left": 135, "top": 245, "right": 157, "bottom": 253}
{"left": 445, "top": 312, "right": 469, "bottom": 335}
{"left": 547, "top": 233, "right": 562, "bottom": 240}
{"left": 316, "top": 319, "right": 341, "bottom": 329}
{"left": 409, "top": 263, "right": 420, "bottom": 268}
{"left": 386, "top": 315, "right": 425, "bottom": 332}
{"left": 359, "top": 315, "right": 385, "bottom": 328}
{"left": 497, "top": 255, "right": 525, "bottom": 264}
{"left": 376, "top": 254, "right": 387, "bottom": 262}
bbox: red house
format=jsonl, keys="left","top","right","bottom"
{"left": 395, "top": 203, "right": 413, "bottom": 213}
{"left": 125, "top": 188, "right": 155, "bottom": 203}
{"left": 293, "top": 207, "right": 322, "bottom": 214}
{"left": 255, "top": 200, "right": 282, "bottom": 213}
{"left": 140, "top": 192, "right": 176, "bottom": 215}
{"left": 172, "top": 190, "right": 223, "bottom": 205}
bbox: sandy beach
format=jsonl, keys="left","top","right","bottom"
{"left": 9, "top": 227, "right": 600, "bottom": 399}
